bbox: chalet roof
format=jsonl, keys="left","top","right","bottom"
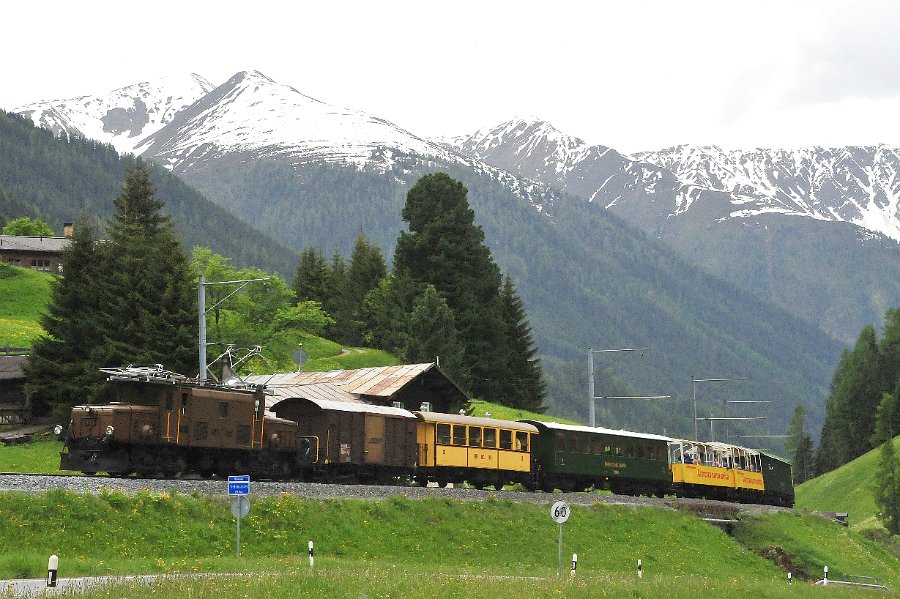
{"left": 0, "top": 355, "right": 27, "bottom": 381}
{"left": 246, "top": 362, "right": 469, "bottom": 410}
{"left": 268, "top": 363, "right": 437, "bottom": 396}
{"left": 0, "top": 235, "right": 70, "bottom": 253}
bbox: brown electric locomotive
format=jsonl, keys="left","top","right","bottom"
{"left": 58, "top": 365, "right": 314, "bottom": 478}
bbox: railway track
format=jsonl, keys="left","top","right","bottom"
{"left": 0, "top": 473, "right": 787, "bottom": 518}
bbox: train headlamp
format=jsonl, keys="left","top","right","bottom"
{"left": 105, "top": 425, "right": 115, "bottom": 437}
{"left": 53, "top": 424, "right": 63, "bottom": 436}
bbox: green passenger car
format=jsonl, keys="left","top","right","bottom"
{"left": 759, "top": 452, "right": 795, "bottom": 507}
{"left": 521, "top": 421, "right": 672, "bottom": 495}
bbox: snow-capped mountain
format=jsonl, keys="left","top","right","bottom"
{"left": 14, "top": 74, "right": 215, "bottom": 156}
{"left": 136, "top": 71, "right": 462, "bottom": 172}
{"left": 632, "top": 145, "right": 900, "bottom": 242}
{"left": 452, "top": 118, "right": 900, "bottom": 243}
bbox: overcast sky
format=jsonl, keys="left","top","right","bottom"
{"left": 3, "top": 0, "right": 899, "bottom": 154}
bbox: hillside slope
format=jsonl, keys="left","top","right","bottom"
{"left": 0, "top": 110, "right": 298, "bottom": 277}
{"left": 0, "top": 265, "right": 52, "bottom": 347}
{"left": 795, "top": 435, "right": 900, "bottom": 531}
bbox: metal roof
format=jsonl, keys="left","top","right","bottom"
{"left": 262, "top": 383, "right": 362, "bottom": 410}
{"left": 0, "top": 356, "right": 27, "bottom": 381}
{"left": 265, "top": 363, "right": 438, "bottom": 397}
{"left": 415, "top": 411, "right": 539, "bottom": 432}
{"left": 274, "top": 396, "right": 416, "bottom": 418}
{"left": 522, "top": 420, "right": 672, "bottom": 442}
{"left": 0, "top": 235, "right": 69, "bottom": 253}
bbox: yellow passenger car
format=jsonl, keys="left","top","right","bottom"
{"left": 414, "top": 411, "right": 537, "bottom": 489}
{"left": 669, "top": 440, "right": 764, "bottom": 502}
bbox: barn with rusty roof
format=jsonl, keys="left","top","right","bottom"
{"left": 245, "top": 362, "right": 469, "bottom": 414}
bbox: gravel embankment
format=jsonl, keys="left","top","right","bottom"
{"left": 0, "top": 474, "right": 786, "bottom": 517}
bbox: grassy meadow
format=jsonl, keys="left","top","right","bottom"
{"left": 0, "top": 264, "right": 53, "bottom": 348}
{"left": 2, "top": 488, "right": 896, "bottom": 598}
{"left": 794, "top": 436, "right": 900, "bottom": 532}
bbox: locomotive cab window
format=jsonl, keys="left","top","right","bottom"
{"left": 483, "top": 428, "right": 497, "bottom": 448}
{"left": 469, "top": 426, "right": 482, "bottom": 448}
{"left": 499, "top": 429, "right": 513, "bottom": 450}
{"left": 437, "top": 423, "right": 451, "bottom": 445}
{"left": 452, "top": 425, "right": 467, "bottom": 446}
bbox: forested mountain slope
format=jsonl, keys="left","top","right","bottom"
{"left": 0, "top": 110, "right": 297, "bottom": 276}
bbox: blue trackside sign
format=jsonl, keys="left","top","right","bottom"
{"left": 228, "top": 475, "right": 250, "bottom": 496}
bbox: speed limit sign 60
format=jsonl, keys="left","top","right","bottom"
{"left": 551, "top": 500, "right": 570, "bottom": 524}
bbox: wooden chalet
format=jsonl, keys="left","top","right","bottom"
{"left": 246, "top": 363, "right": 469, "bottom": 415}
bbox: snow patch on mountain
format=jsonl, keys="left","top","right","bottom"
{"left": 635, "top": 145, "right": 900, "bottom": 241}
{"left": 14, "top": 74, "right": 214, "bottom": 155}
{"left": 135, "top": 71, "right": 460, "bottom": 171}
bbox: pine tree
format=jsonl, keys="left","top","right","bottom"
{"left": 24, "top": 216, "right": 107, "bottom": 419}
{"left": 872, "top": 392, "right": 900, "bottom": 535}
{"left": 291, "top": 247, "right": 329, "bottom": 303}
{"left": 498, "top": 275, "right": 546, "bottom": 412}
{"left": 785, "top": 404, "right": 813, "bottom": 483}
{"left": 98, "top": 161, "right": 197, "bottom": 377}
{"left": 393, "top": 173, "right": 506, "bottom": 399}
{"left": 345, "top": 232, "right": 387, "bottom": 344}
{"left": 402, "top": 285, "right": 469, "bottom": 393}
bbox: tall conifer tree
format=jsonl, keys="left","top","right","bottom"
{"left": 393, "top": 173, "right": 506, "bottom": 399}
{"left": 97, "top": 161, "right": 196, "bottom": 378}
{"left": 291, "top": 247, "right": 329, "bottom": 304}
{"left": 872, "top": 392, "right": 900, "bottom": 534}
{"left": 24, "top": 215, "right": 106, "bottom": 419}
{"left": 499, "top": 275, "right": 546, "bottom": 412}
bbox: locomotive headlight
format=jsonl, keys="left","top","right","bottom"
{"left": 53, "top": 424, "right": 63, "bottom": 437}
{"left": 105, "top": 425, "right": 115, "bottom": 437}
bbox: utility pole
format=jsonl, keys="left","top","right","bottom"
{"left": 198, "top": 275, "right": 270, "bottom": 380}
{"left": 691, "top": 376, "right": 747, "bottom": 441}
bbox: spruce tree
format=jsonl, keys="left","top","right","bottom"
{"left": 393, "top": 173, "right": 507, "bottom": 400}
{"left": 345, "top": 232, "right": 387, "bottom": 344}
{"left": 291, "top": 247, "right": 329, "bottom": 303}
{"left": 98, "top": 161, "right": 196, "bottom": 377}
{"left": 785, "top": 404, "right": 813, "bottom": 483}
{"left": 402, "top": 284, "right": 469, "bottom": 391}
{"left": 499, "top": 275, "right": 546, "bottom": 412}
{"left": 24, "top": 216, "right": 106, "bottom": 419}
{"left": 872, "top": 392, "right": 900, "bottom": 535}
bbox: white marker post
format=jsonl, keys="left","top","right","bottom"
{"left": 47, "top": 555, "right": 58, "bottom": 588}
{"left": 571, "top": 553, "right": 577, "bottom": 577}
{"left": 550, "top": 501, "right": 570, "bottom": 576}
{"left": 823, "top": 565, "right": 828, "bottom": 585}
{"left": 308, "top": 541, "right": 314, "bottom": 570}
{"left": 638, "top": 559, "right": 643, "bottom": 579}
{"left": 788, "top": 572, "right": 792, "bottom": 584}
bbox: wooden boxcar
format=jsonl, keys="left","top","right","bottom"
{"left": 271, "top": 397, "right": 417, "bottom": 483}
{"left": 413, "top": 412, "right": 537, "bottom": 489}
{"left": 523, "top": 421, "right": 671, "bottom": 494}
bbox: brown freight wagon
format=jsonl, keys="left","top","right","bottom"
{"left": 272, "top": 397, "right": 418, "bottom": 483}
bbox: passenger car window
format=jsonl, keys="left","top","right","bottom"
{"left": 483, "top": 428, "right": 497, "bottom": 448}
{"left": 437, "top": 424, "right": 451, "bottom": 445}
{"left": 499, "top": 429, "right": 512, "bottom": 450}
{"left": 452, "top": 425, "right": 467, "bottom": 446}
{"left": 469, "top": 426, "right": 482, "bottom": 448}
{"left": 515, "top": 431, "right": 529, "bottom": 452}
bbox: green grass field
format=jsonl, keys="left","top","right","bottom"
{"left": 795, "top": 436, "right": 900, "bottom": 531}
{"left": 0, "top": 489, "right": 896, "bottom": 598}
{"left": 0, "top": 264, "right": 53, "bottom": 347}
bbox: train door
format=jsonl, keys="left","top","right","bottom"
{"left": 364, "top": 415, "right": 386, "bottom": 464}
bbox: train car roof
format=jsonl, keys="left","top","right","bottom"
{"left": 273, "top": 396, "right": 417, "bottom": 419}
{"left": 520, "top": 420, "right": 672, "bottom": 442}
{"left": 414, "top": 411, "right": 539, "bottom": 432}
